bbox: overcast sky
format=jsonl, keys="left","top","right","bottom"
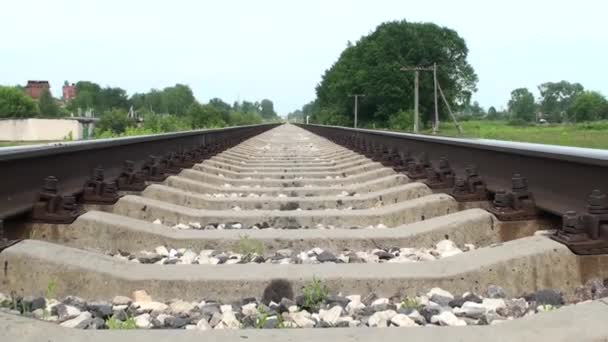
{"left": 1, "top": 0, "right": 606, "bottom": 115}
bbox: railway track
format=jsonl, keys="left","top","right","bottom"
{"left": 1, "top": 123, "right": 608, "bottom": 341}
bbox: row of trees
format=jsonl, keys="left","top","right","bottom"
{"left": 0, "top": 81, "right": 280, "bottom": 137}
{"left": 507, "top": 82, "right": 608, "bottom": 123}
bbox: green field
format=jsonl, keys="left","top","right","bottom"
{"left": 419, "top": 120, "right": 608, "bottom": 150}
{"left": 0, "top": 141, "right": 57, "bottom": 147}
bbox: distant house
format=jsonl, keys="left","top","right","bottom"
{"left": 25, "top": 80, "right": 51, "bottom": 99}
{"left": 62, "top": 81, "right": 76, "bottom": 102}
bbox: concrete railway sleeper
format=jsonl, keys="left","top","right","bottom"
{"left": 1, "top": 123, "right": 608, "bottom": 341}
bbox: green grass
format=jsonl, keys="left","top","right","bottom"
{"left": 418, "top": 120, "right": 608, "bottom": 150}
{"left": 0, "top": 140, "right": 58, "bottom": 147}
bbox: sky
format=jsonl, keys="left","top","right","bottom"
{"left": 1, "top": 0, "right": 606, "bottom": 115}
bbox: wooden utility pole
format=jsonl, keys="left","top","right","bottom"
{"left": 349, "top": 94, "right": 365, "bottom": 128}
{"left": 433, "top": 63, "right": 439, "bottom": 134}
{"left": 400, "top": 66, "right": 434, "bottom": 133}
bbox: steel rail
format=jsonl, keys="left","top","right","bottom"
{"left": 0, "top": 123, "right": 280, "bottom": 220}
{"left": 296, "top": 124, "right": 608, "bottom": 217}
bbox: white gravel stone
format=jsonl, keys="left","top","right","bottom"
{"left": 152, "top": 219, "right": 162, "bottom": 225}
{"left": 319, "top": 306, "right": 343, "bottom": 325}
{"left": 155, "top": 246, "right": 169, "bottom": 257}
{"left": 196, "top": 318, "right": 211, "bottom": 330}
{"left": 217, "top": 311, "right": 240, "bottom": 329}
{"left": 431, "top": 311, "right": 467, "bottom": 326}
{"left": 346, "top": 295, "right": 365, "bottom": 314}
{"left": 390, "top": 313, "right": 417, "bottom": 327}
{"left": 371, "top": 298, "right": 390, "bottom": 307}
{"left": 368, "top": 310, "right": 397, "bottom": 327}
{"left": 134, "top": 313, "right": 152, "bottom": 328}
{"left": 427, "top": 288, "right": 455, "bottom": 300}
{"left": 58, "top": 305, "right": 81, "bottom": 320}
{"left": 112, "top": 296, "right": 132, "bottom": 306}
{"left": 179, "top": 250, "right": 197, "bottom": 264}
{"left": 133, "top": 301, "right": 168, "bottom": 313}
{"left": 59, "top": 312, "right": 92, "bottom": 328}
{"left": 454, "top": 302, "right": 486, "bottom": 318}
{"left": 241, "top": 303, "right": 258, "bottom": 316}
{"left": 172, "top": 223, "right": 190, "bottom": 230}
{"left": 482, "top": 298, "right": 506, "bottom": 313}
{"left": 289, "top": 311, "right": 315, "bottom": 328}
{"left": 169, "top": 300, "right": 196, "bottom": 315}
{"left": 220, "top": 304, "right": 234, "bottom": 314}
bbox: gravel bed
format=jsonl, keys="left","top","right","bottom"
{"left": 153, "top": 219, "right": 389, "bottom": 230}
{"left": 2, "top": 280, "right": 606, "bottom": 330}
{"left": 108, "top": 240, "right": 474, "bottom": 265}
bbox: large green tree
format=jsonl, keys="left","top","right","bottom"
{"left": 188, "top": 102, "right": 225, "bottom": 128}
{"left": 567, "top": 91, "right": 608, "bottom": 122}
{"left": 0, "top": 86, "right": 38, "bottom": 118}
{"left": 538, "top": 81, "right": 584, "bottom": 122}
{"left": 313, "top": 20, "right": 478, "bottom": 127}
{"left": 38, "top": 89, "right": 60, "bottom": 117}
{"left": 67, "top": 81, "right": 130, "bottom": 114}
{"left": 508, "top": 88, "right": 536, "bottom": 122}
{"left": 260, "top": 99, "right": 277, "bottom": 119}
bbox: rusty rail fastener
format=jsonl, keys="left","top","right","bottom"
{"left": 424, "top": 157, "right": 455, "bottom": 189}
{"left": 83, "top": 166, "right": 121, "bottom": 205}
{"left": 31, "top": 176, "right": 82, "bottom": 224}
{"left": 552, "top": 190, "right": 608, "bottom": 255}
{"left": 406, "top": 153, "right": 431, "bottom": 180}
{"left": 117, "top": 160, "right": 147, "bottom": 191}
{"left": 451, "top": 165, "right": 489, "bottom": 202}
{"left": 488, "top": 174, "right": 537, "bottom": 221}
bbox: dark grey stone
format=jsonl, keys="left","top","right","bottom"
{"left": 526, "top": 289, "right": 564, "bottom": 306}
{"left": 325, "top": 295, "right": 350, "bottom": 308}
{"left": 430, "top": 294, "right": 452, "bottom": 307}
{"left": 316, "top": 251, "right": 337, "bottom": 263}
{"left": 62, "top": 296, "right": 87, "bottom": 310}
{"left": 22, "top": 296, "right": 46, "bottom": 312}
{"left": 112, "top": 309, "right": 127, "bottom": 321}
{"left": 374, "top": 250, "right": 395, "bottom": 260}
{"left": 86, "top": 317, "right": 105, "bottom": 330}
{"left": 166, "top": 316, "right": 188, "bottom": 329}
{"left": 87, "top": 301, "right": 113, "bottom": 318}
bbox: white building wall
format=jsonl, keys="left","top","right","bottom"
{"left": 0, "top": 119, "right": 84, "bottom": 141}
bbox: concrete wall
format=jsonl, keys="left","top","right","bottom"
{"left": 0, "top": 119, "right": 86, "bottom": 141}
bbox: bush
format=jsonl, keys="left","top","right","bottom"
{"left": 0, "top": 86, "right": 38, "bottom": 118}
{"left": 387, "top": 109, "right": 414, "bottom": 131}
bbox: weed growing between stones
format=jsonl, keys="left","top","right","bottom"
{"left": 106, "top": 315, "right": 137, "bottom": 329}
{"left": 237, "top": 235, "right": 265, "bottom": 256}
{"left": 302, "top": 277, "right": 329, "bottom": 311}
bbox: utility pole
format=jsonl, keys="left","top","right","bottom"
{"left": 433, "top": 63, "right": 439, "bottom": 134}
{"left": 400, "top": 66, "right": 434, "bottom": 133}
{"left": 349, "top": 94, "right": 365, "bottom": 128}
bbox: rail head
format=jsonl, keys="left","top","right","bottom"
{"left": 296, "top": 123, "right": 608, "bottom": 217}
{"left": 0, "top": 123, "right": 281, "bottom": 221}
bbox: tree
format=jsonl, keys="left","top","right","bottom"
{"left": 188, "top": 102, "right": 225, "bottom": 128}
{"left": 96, "top": 109, "right": 132, "bottom": 135}
{"left": 508, "top": 88, "right": 536, "bottom": 122}
{"left": 161, "top": 84, "right": 195, "bottom": 115}
{"left": 260, "top": 99, "right": 277, "bottom": 119}
{"left": 313, "top": 20, "right": 478, "bottom": 127}
{"left": 98, "top": 87, "right": 130, "bottom": 111}
{"left": 567, "top": 91, "right": 608, "bottom": 122}
{"left": 538, "top": 81, "right": 584, "bottom": 122}
{"left": 208, "top": 98, "right": 232, "bottom": 124}
{"left": 38, "top": 89, "right": 60, "bottom": 117}
{"left": 0, "top": 86, "right": 38, "bottom": 118}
